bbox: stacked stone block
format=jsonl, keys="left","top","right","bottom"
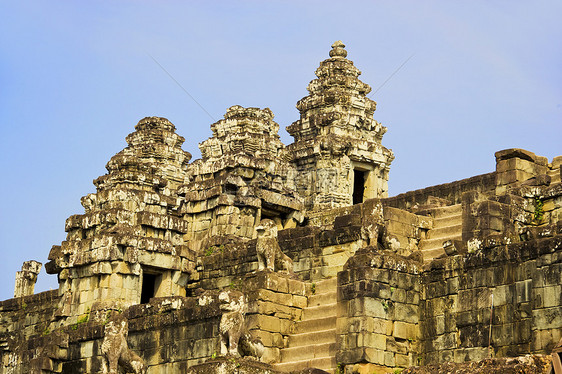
{"left": 383, "top": 207, "right": 432, "bottom": 256}
{"left": 417, "top": 234, "right": 562, "bottom": 365}
{"left": 419, "top": 259, "right": 459, "bottom": 364}
{"left": 243, "top": 272, "right": 307, "bottom": 364}
{"left": 495, "top": 148, "right": 550, "bottom": 195}
{"left": 0, "top": 290, "right": 60, "bottom": 372}
{"left": 337, "top": 248, "right": 421, "bottom": 371}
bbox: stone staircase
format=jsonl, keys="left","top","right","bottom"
{"left": 419, "top": 204, "right": 463, "bottom": 262}
{"left": 274, "top": 278, "right": 338, "bottom": 373}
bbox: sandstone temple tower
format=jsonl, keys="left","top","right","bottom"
{"left": 287, "top": 41, "right": 394, "bottom": 210}
{"left": 1, "top": 41, "right": 561, "bottom": 374}
{"left": 45, "top": 117, "right": 194, "bottom": 320}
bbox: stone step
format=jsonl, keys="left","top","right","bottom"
{"left": 301, "top": 303, "right": 337, "bottom": 321}
{"left": 426, "top": 224, "right": 462, "bottom": 240}
{"left": 287, "top": 328, "right": 336, "bottom": 347}
{"left": 433, "top": 214, "right": 462, "bottom": 227}
{"left": 308, "top": 291, "right": 337, "bottom": 307}
{"left": 293, "top": 316, "right": 337, "bottom": 334}
{"left": 419, "top": 235, "right": 462, "bottom": 251}
{"left": 312, "top": 277, "right": 337, "bottom": 293}
{"left": 421, "top": 247, "right": 447, "bottom": 262}
{"left": 318, "top": 265, "right": 345, "bottom": 279}
{"left": 274, "top": 356, "right": 336, "bottom": 373}
{"left": 431, "top": 204, "right": 462, "bottom": 218}
{"left": 280, "top": 342, "right": 337, "bottom": 361}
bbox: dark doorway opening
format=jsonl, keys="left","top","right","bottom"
{"left": 353, "top": 169, "right": 367, "bottom": 205}
{"left": 141, "top": 272, "right": 161, "bottom": 304}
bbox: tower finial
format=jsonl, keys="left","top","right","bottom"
{"left": 329, "top": 41, "right": 347, "bottom": 58}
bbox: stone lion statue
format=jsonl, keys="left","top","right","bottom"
{"left": 219, "top": 290, "right": 263, "bottom": 359}
{"left": 255, "top": 219, "right": 293, "bottom": 274}
{"left": 101, "top": 314, "right": 146, "bottom": 374}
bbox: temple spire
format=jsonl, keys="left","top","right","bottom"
{"left": 329, "top": 40, "right": 347, "bottom": 58}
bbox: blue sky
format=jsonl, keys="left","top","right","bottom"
{"left": 0, "top": 1, "right": 560, "bottom": 300}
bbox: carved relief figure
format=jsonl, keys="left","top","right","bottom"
{"left": 102, "top": 314, "right": 146, "bottom": 374}
{"left": 255, "top": 219, "right": 293, "bottom": 274}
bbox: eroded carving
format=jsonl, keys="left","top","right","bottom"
{"left": 256, "top": 219, "right": 293, "bottom": 274}
{"left": 102, "top": 314, "right": 146, "bottom": 374}
{"left": 219, "top": 290, "right": 263, "bottom": 359}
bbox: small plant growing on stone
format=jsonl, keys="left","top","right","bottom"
{"left": 335, "top": 363, "right": 344, "bottom": 374}
{"left": 211, "top": 352, "right": 217, "bottom": 359}
{"left": 228, "top": 279, "right": 242, "bottom": 290}
{"left": 72, "top": 313, "right": 90, "bottom": 330}
{"left": 311, "top": 283, "right": 316, "bottom": 295}
{"left": 393, "top": 369, "right": 403, "bottom": 374}
{"left": 228, "top": 357, "right": 241, "bottom": 367}
{"left": 205, "top": 246, "right": 215, "bottom": 256}
{"left": 103, "top": 310, "right": 112, "bottom": 325}
{"left": 41, "top": 327, "right": 50, "bottom": 336}
{"left": 381, "top": 300, "right": 389, "bottom": 313}
{"left": 77, "top": 314, "right": 89, "bottom": 324}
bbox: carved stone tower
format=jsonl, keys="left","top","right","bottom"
{"left": 287, "top": 41, "right": 394, "bottom": 210}
{"left": 181, "top": 106, "right": 303, "bottom": 246}
{"left": 45, "top": 117, "right": 194, "bottom": 321}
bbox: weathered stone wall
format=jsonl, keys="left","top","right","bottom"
{"left": 3, "top": 296, "right": 222, "bottom": 373}
{"left": 244, "top": 272, "right": 307, "bottom": 364}
{"left": 419, "top": 235, "right": 562, "bottom": 365}
{"left": 337, "top": 249, "right": 421, "bottom": 371}
{"left": 383, "top": 206, "right": 432, "bottom": 256}
{"left": 402, "top": 355, "right": 551, "bottom": 374}
{"left": 0, "top": 290, "right": 60, "bottom": 373}
{"left": 383, "top": 172, "right": 497, "bottom": 212}
{"left": 195, "top": 220, "right": 364, "bottom": 291}
{"left": 0, "top": 290, "right": 59, "bottom": 339}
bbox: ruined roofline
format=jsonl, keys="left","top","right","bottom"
{"left": 385, "top": 148, "right": 562, "bottom": 211}
{"left": 384, "top": 171, "right": 497, "bottom": 208}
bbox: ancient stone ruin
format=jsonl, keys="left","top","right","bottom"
{"left": 1, "top": 41, "right": 561, "bottom": 374}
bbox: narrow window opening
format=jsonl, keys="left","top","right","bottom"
{"left": 353, "top": 169, "right": 367, "bottom": 205}
{"left": 141, "top": 272, "right": 160, "bottom": 304}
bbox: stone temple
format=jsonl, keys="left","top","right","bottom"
{"left": 1, "top": 41, "right": 561, "bottom": 374}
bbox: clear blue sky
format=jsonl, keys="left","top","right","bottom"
{"left": 1, "top": 1, "right": 560, "bottom": 300}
